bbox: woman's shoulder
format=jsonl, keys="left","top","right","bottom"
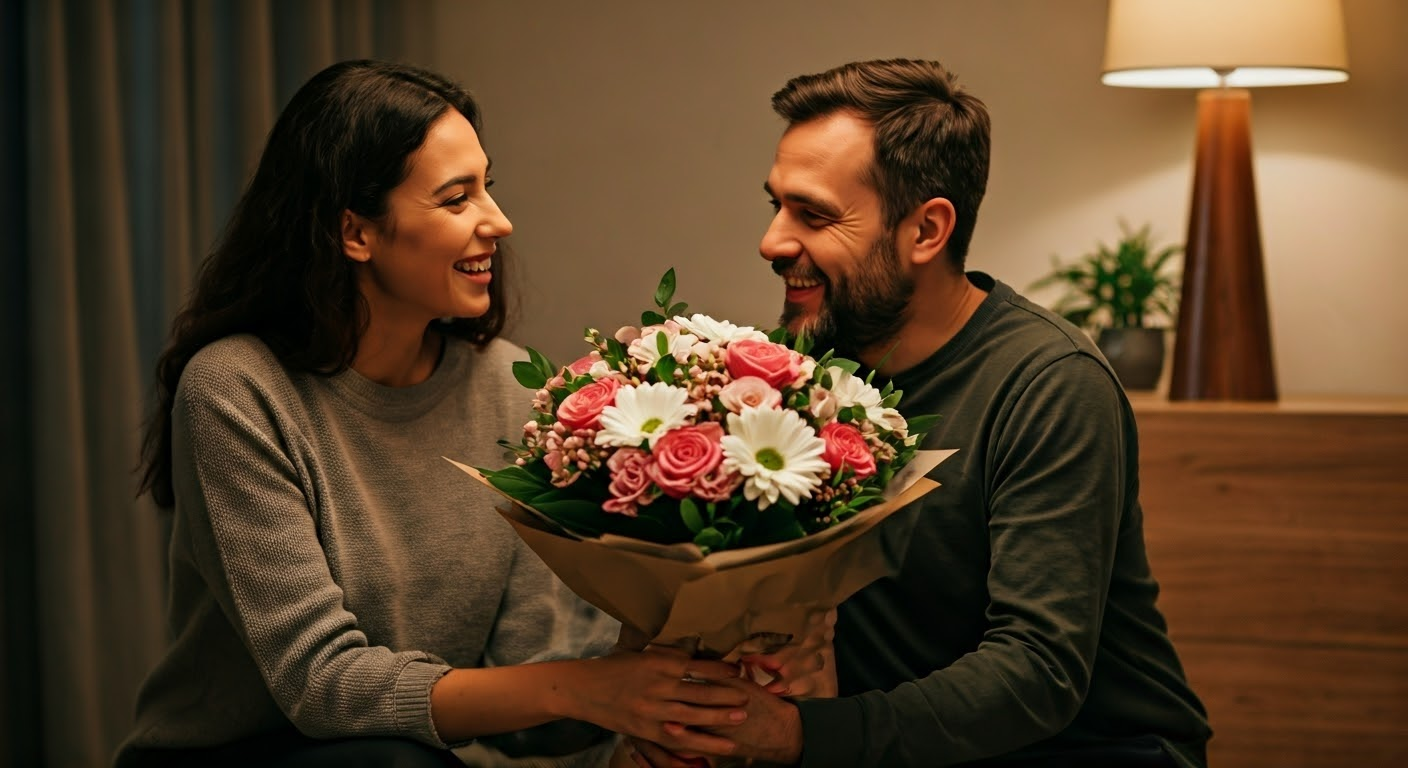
{"left": 179, "top": 334, "right": 291, "bottom": 401}
{"left": 472, "top": 336, "right": 530, "bottom": 366}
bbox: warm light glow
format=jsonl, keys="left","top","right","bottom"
{"left": 1103, "top": 67, "right": 1351, "bottom": 89}
{"left": 1102, "top": 0, "right": 1349, "bottom": 89}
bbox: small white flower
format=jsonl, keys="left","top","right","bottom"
{"left": 826, "top": 366, "right": 905, "bottom": 430}
{"left": 673, "top": 313, "right": 769, "bottom": 344}
{"left": 629, "top": 325, "right": 699, "bottom": 365}
{"left": 720, "top": 407, "right": 829, "bottom": 509}
{"left": 595, "top": 382, "right": 697, "bottom": 448}
{"left": 587, "top": 359, "right": 613, "bottom": 379}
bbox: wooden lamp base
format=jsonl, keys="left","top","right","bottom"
{"left": 1169, "top": 89, "right": 1278, "bottom": 401}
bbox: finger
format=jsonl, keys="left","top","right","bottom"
{"left": 661, "top": 721, "right": 738, "bottom": 758}
{"left": 664, "top": 700, "right": 748, "bottom": 728}
{"left": 633, "top": 738, "right": 695, "bottom": 768}
{"left": 679, "top": 659, "right": 742, "bottom": 682}
{"left": 672, "top": 679, "right": 750, "bottom": 707}
{"left": 642, "top": 644, "right": 692, "bottom": 659}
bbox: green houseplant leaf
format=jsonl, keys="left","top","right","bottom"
{"left": 1029, "top": 220, "right": 1182, "bottom": 332}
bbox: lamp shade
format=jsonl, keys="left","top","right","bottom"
{"left": 1102, "top": 0, "right": 1349, "bottom": 88}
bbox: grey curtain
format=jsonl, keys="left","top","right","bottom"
{"left": 6, "top": 2, "right": 435, "bottom": 766}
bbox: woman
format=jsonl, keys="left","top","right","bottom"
{"left": 118, "top": 60, "right": 756, "bottom": 768}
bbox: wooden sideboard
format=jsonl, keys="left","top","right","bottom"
{"left": 1129, "top": 396, "right": 1408, "bottom": 768}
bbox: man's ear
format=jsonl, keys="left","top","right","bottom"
{"left": 907, "top": 197, "right": 956, "bottom": 267}
{"left": 341, "top": 210, "right": 374, "bottom": 263}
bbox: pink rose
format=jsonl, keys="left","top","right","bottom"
{"left": 724, "top": 339, "right": 801, "bottom": 389}
{"left": 557, "top": 377, "right": 620, "bottom": 430}
{"left": 820, "top": 422, "right": 877, "bottom": 479}
{"left": 692, "top": 466, "right": 743, "bottom": 503}
{"left": 718, "top": 376, "right": 783, "bottom": 413}
{"left": 603, "top": 448, "right": 658, "bottom": 516}
{"left": 566, "top": 353, "right": 599, "bottom": 376}
{"left": 648, "top": 423, "right": 724, "bottom": 499}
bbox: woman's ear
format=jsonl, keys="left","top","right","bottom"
{"left": 908, "top": 197, "right": 956, "bottom": 267}
{"left": 341, "top": 210, "right": 374, "bottom": 263}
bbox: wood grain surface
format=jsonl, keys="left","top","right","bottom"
{"left": 1133, "top": 399, "right": 1408, "bottom": 767}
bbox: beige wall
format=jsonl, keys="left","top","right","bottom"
{"left": 430, "top": 0, "right": 1408, "bottom": 397}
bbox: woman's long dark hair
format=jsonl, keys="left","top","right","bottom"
{"left": 139, "top": 59, "right": 512, "bottom": 508}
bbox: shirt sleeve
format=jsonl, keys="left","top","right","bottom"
{"left": 798, "top": 353, "right": 1129, "bottom": 766}
{"left": 171, "top": 364, "right": 452, "bottom": 747}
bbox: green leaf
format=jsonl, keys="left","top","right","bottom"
{"left": 527, "top": 346, "right": 556, "bottom": 379}
{"left": 606, "top": 337, "right": 628, "bottom": 366}
{"left": 829, "top": 358, "right": 861, "bottom": 376}
{"left": 694, "top": 526, "right": 726, "bottom": 554}
{"left": 641, "top": 310, "right": 666, "bottom": 326}
{"left": 904, "top": 413, "right": 942, "bottom": 434}
{"left": 666, "top": 302, "right": 689, "bottom": 318}
{"left": 654, "top": 268, "right": 677, "bottom": 309}
{"left": 653, "top": 355, "right": 677, "bottom": 383}
{"left": 512, "top": 360, "right": 548, "bottom": 390}
{"left": 680, "top": 498, "right": 704, "bottom": 533}
{"left": 767, "top": 327, "right": 789, "bottom": 344}
{"left": 482, "top": 464, "right": 552, "bottom": 499}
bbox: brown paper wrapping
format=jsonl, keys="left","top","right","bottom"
{"left": 447, "top": 449, "right": 954, "bottom": 658}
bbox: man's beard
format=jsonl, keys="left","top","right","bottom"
{"left": 778, "top": 233, "right": 914, "bottom": 359}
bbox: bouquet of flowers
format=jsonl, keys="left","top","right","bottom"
{"left": 453, "top": 269, "right": 952, "bottom": 656}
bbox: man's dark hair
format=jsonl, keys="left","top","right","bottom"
{"left": 771, "top": 58, "right": 991, "bottom": 270}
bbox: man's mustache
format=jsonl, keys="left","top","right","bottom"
{"left": 771, "top": 259, "right": 826, "bottom": 285}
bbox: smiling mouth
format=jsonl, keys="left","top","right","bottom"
{"left": 783, "top": 274, "right": 823, "bottom": 290}
{"left": 454, "top": 256, "right": 492, "bottom": 274}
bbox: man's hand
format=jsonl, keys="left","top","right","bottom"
{"left": 653, "top": 676, "right": 804, "bottom": 766}
{"left": 742, "top": 608, "right": 837, "bottom": 697}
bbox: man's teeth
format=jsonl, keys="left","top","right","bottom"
{"left": 784, "top": 275, "right": 822, "bottom": 288}
{"left": 455, "top": 257, "right": 492, "bottom": 273}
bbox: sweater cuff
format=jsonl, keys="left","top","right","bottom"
{"left": 796, "top": 697, "right": 867, "bottom": 768}
{"left": 395, "top": 660, "right": 453, "bottom": 747}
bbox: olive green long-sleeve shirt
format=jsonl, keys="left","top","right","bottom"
{"left": 797, "top": 274, "right": 1210, "bottom": 767}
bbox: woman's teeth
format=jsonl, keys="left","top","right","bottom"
{"left": 455, "top": 257, "right": 492, "bottom": 273}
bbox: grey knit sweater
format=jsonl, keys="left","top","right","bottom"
{"left": 115, "top": 333, "right": 617, "bottom": 761}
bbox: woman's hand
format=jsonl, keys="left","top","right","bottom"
{"left": 740, "top": 608, "right": 837, "bottom": 698}
{"left": 564, "top": 647, "right": 748, "bottom": 756}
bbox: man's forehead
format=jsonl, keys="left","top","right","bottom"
{"left": 770, "top": 114, "right": 875, "bottom": 203}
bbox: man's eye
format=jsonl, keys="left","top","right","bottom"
{"left": 801, "top": 210, "right": 828, "bottom": 226}
{"left": 767, "top": 198, "right": 781, "bottom": 212}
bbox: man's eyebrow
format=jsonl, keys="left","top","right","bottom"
{"left": 763, "top": 182, "right": 842, "bottom": 219}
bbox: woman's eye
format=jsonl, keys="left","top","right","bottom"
{"left": 485, "top": 178, "right": 495, "bottom": 189}
{"left": 443, "top": 194, "right": 469, "bottom": 207}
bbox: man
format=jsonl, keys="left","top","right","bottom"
{"left": 642, "top": 58, "right": 1211, "bottom": 768}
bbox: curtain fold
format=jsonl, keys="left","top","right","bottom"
{"left": 18, "top": 3, "right": 436, "bottom": 765}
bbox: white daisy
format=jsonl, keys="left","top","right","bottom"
{"left": 720, "top": 407, "right": 829, "bottom": 509}
{"left": 673, "top": 313, "right": 769, "bottom": 344}
{"left": 595, "top": 382, "right": 698, "bottom": 448}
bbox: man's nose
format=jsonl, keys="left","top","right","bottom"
{"left": 760, "top": 215, "right": 801, "bottom": 262}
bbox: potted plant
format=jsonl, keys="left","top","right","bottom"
{"left": 1030, "top": 220, "right": 1181, "bottom": 391}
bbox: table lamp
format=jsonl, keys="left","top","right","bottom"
{"left": 1101, "top": 0, "right": 1349, "bottom": 401}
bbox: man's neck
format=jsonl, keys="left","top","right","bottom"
{"left": 861, "top": 270, "right": 987, "bottom": 377}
